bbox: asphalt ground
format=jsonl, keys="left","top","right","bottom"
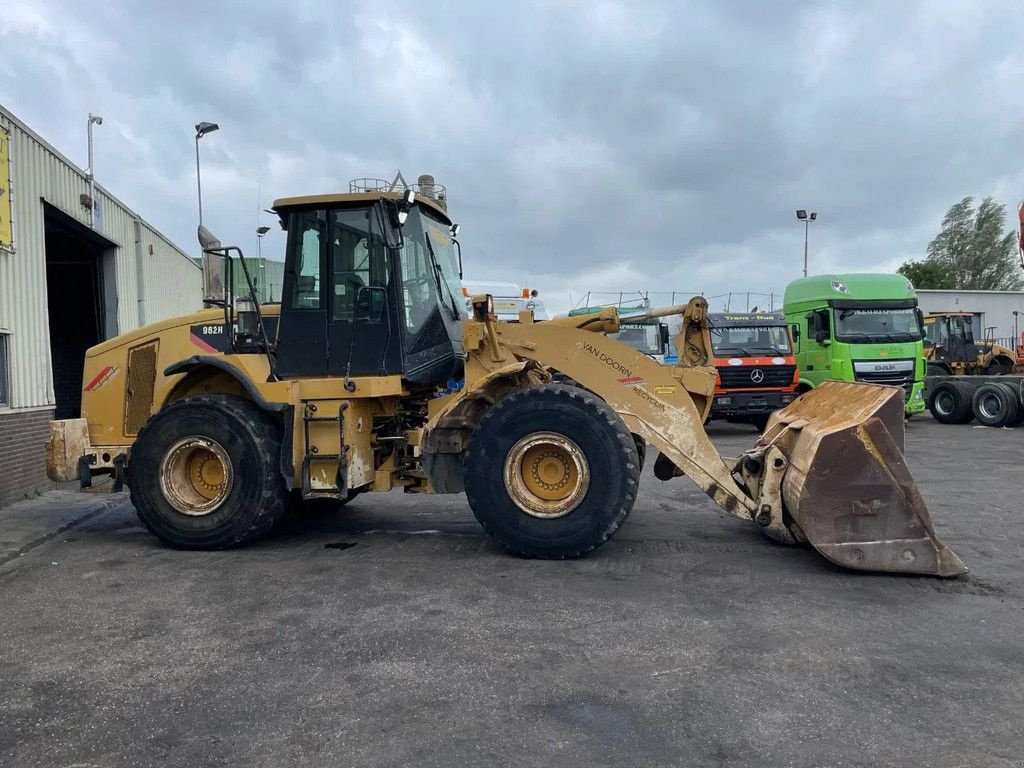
{"left": 0, "top": 416, "right": 1021, "bottom": 767}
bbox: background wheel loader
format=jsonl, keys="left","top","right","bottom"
{"left": 923, "top": 311, "right": 1018, "bottom": 376}
{"left": 45, "top": 180, "right": 966, "bottom": 576}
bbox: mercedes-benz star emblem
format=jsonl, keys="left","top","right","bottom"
{"left": 750, "top": 369, "right": 765, "bottom": 383}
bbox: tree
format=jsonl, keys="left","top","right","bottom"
{"left": 900, "top": 196, "right": 1024, "bottom": 291}
{"left": 898, "top": 259, "right": 954, "bottom": 289}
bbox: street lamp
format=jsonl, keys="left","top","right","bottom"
{"left": 86, "top": 114, "right": 103, "bottom": 228}
{"left": 194, "top": 121, "right": 219, "bottom": 231}
{"left": 255, "top": 225, "right": 271, "bottom": 300}
{"left": 796, "top": 209, "right": 817, "bottom": 278}
{"left": 256, "top": 225, "right": 270, "bottom": 259}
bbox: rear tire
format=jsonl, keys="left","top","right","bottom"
{"left": 127, "top": 396, "right": 289, "bottom": 549}
{"left": 971, "top": 383, "right": 1019, "bottom": 428}
{"left": 465, "top": 384, "right": 640, "bottom": 558}
{"left": 928, "top": 383, "right": 973, "bottom": 424}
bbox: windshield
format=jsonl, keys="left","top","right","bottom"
{"left": 710, "top": 325, "right": 791, "bottom": 356}
{"left": 835, "top": 307, "right": 922, "bottom": 343}
{"left": 421, "top": 209, "right": 466, "bottom": 320}
{"left": 613, "top": 324, "right": 662, "bottom": 355}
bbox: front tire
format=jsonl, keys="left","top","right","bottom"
{"left": 127, "top": 396, "right": 289, "bottom": 549}
{"left": 465, "top": 384, "right": 640, "bottom": 559}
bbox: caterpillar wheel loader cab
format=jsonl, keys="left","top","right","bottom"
{"left": 923, "top": 311, "right": 1017, "bottom": 375}
{"left": 46, "top": 183, "right": 966, "bottom": 577}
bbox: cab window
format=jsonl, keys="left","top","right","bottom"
{"left": 330, "top": 209, "right": 389, "bottom": 321}
{"left": 288, "top": 209, "right": 324, "bottom": 309}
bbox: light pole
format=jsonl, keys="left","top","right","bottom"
{"left": 256, "top": 225, "right": 270, "bottom": 300}
{"left": 194, "top": 121, "right": 219, "bottom": 229}
{"left": 1014, "top": 311, "right": 1020, "bottom": 348}
{"left": 796, "top": 209, "right": 817, "bottom": 277}
{"left": 86, "top": 114, "right": 103, "bottom": 228}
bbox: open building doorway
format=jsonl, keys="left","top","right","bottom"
{"left": 43, "top": 203, "right": 117, "bottom": 419}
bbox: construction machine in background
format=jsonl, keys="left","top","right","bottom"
{"left": 923, "top": 311, "right": 1019, "bottom": 376}
{"left": 461, "top": 280, "right": 549, "bottom": 322}
{"left": 45, "top": 180, "right": 966, "bottom": 577}
{"left": 567, "top": 303, "right": 671, "bottom": 363}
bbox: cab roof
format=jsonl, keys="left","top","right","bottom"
{"left": 784, "top": 273, "right": 917, "bottom": 308}
{"left": 271, "top": 191, "right": 452, "bottom": 224}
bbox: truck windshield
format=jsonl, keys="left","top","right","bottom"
{"left": 613, "top": 324, "right": 662, "bottom": 355}
{"left": 835, "top": 307, "right": 921, "bottom": 343}
{"left": 710, "top": 325, "right": 791, "bottom": 356}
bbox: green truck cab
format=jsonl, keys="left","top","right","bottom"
{"left": 783, "top": 274, "right": 926, "bottom": 415}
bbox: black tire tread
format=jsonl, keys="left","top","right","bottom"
{"left": 465, "top": 384, "right": 639, "bottom": 559}
{"left": 929, "top": 382, "right": 973, "bottom": 425}
{"left": 127, "top": 395, "right": 288, "bottom": 549}
{"left": 971, "top": 383, "right": 1018, "bottom": 428}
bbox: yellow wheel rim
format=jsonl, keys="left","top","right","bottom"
{"left": 504, "top": 432, "right": 590, "bottom": 519}
{"left": 159, "top": 437, "right": 234, "bottom": 516}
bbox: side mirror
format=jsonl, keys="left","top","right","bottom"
{"left": 792, "top": 325, "right": 801, "bottom": 341}
{"left": 660, "top": 323, "right": 670, "bottom": 348}
{"left": 379, "top": 202, "right": 404, "bottom": 249}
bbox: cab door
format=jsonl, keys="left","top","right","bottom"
{"left": 805, "top": 308, "right": 832, "bottom": 383}
{"left": 325, "top": 208, "right": 403, "bottom": 378}
{"left": 276, "top": 208, "right": 328, "bottom": 378}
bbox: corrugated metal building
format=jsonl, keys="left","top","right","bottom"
{"left": 916, "top": 289, "right": 1024, "bottom": 348}
{"left": 0, "top": 105, "right": 202, "bottom": 505}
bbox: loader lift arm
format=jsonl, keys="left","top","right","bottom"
{"left": 428, "top": 297, "right": 966, "bottom": 577}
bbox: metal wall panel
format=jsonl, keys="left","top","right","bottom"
{"left": 917, "top": 289, "right": 1024, "bottom": 343}
{"left": 0, "top": 106, "right": 201, "bottom": 410}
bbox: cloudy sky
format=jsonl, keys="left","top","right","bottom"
{"left": 4, "top": 0, "right": 1023, "bottom": 314}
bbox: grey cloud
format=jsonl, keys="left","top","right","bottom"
{"left": 3, "top": 0, "right": 1023, "bottom": 315}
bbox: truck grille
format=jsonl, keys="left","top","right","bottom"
{"left": 717, "top": 365, "right": 795, "bottom": 389}
{"left": 852, "top": 359, "right": 914, "bottom": 399}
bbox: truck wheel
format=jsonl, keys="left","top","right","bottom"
{"left": 465, "top": 384, "right": 640, "bottom": 558}
{"left": 928, "top": 383, "right": 973, "bottom": 424}
{"left": 127, "top": 395, "right": 289, "bottom": 549}
{"left": 971, "top": 384, "right": 1020, "bottom": 428}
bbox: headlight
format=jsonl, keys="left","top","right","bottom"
{"left": 716, "top": 396, "right": 732, "bottom": 405}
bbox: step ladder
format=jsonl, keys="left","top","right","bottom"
{"left": 301, "top": 401, "right": 349, "bottom": 499}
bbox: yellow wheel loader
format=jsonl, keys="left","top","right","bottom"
{"left": 46, "top": 185, "right": 966, "bottom": 576}
{"left": 923, "top": 311, "right": 1018, "bottom": 376}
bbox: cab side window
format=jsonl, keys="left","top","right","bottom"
{"left": 808, "top": 309, "right": 831, "bottom": 343}
{"left": 288, "top": 210, "right": 325, "bottom": 310}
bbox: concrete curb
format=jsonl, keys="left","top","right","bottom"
{"left": 0, "top": 494, "right": 127, "bottom": 568}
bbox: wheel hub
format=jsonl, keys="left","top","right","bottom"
{"left": 935, "top": 391, "right": 954, "bottom": 416}
{"left": 979, "top": 394, "right": 1000, "bottom": 420}
{"left": 504, "top": 432, "right": 590, "bottom": 519}
{"left": 159, "top": 437, "right": 233, "bottom": 516}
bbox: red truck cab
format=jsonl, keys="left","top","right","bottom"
{"left": 708, "top": 312, "right": 799, "bottom": 430}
